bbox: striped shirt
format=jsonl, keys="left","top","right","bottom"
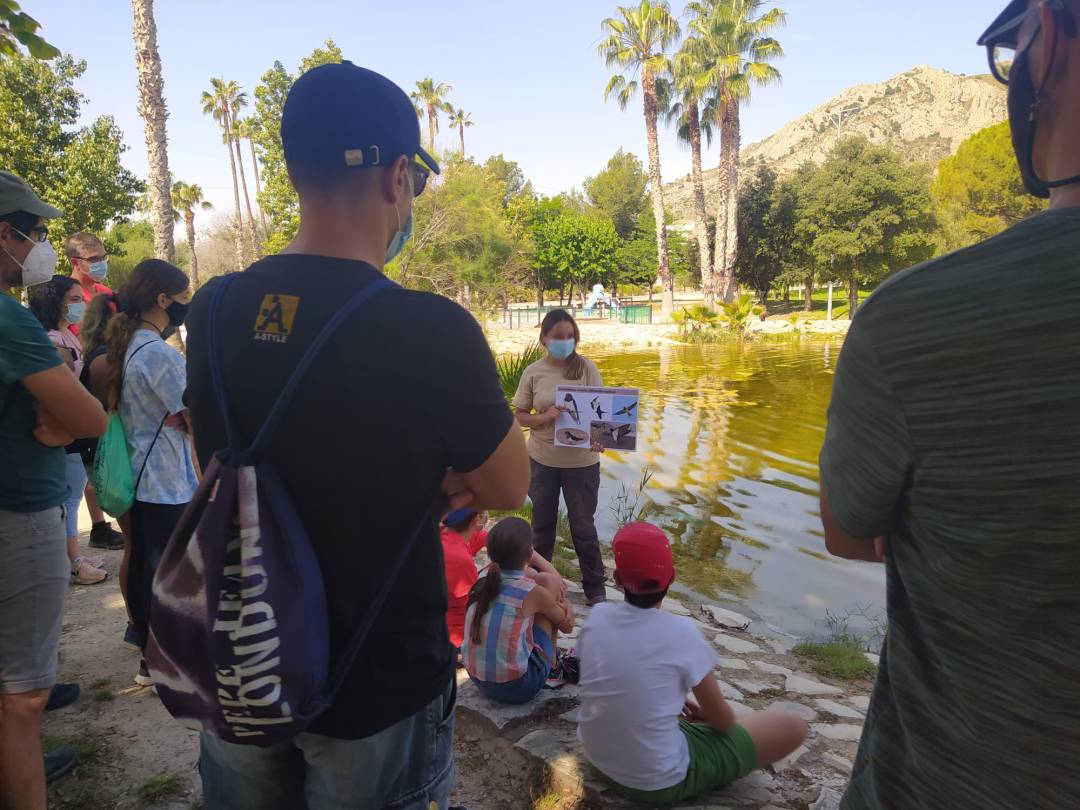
{"left": 821, "top": 207, "right": 1080, "bottom": 809}
{"left": 462, "top": 570, "right": 537, "bottom": 683}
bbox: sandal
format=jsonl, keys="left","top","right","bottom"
{"left": 71, "top": 557, "right": 108, "bottom": 585}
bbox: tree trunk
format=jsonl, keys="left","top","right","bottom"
{"left": 459, "top": 124, "right": 465, "bottom": 155}
{"left": 248, "top": 137, "right": 268, "bottom": 235}
{"left": 558, "top": 284, "right": 564, "bottom": 306}
{"left": 848, "top": 278, "right": 859, "bottom": 317}
{"left": 714, "top": 98, "right": 741, "bottom": 304}
{"left": 804, "top": 275, "right": 814, "bottom": 312}
{"left": 688, "top": 102, "right": 713, "bottom": 309}
{"left": 427, "top": 107, "right": 436, "bottom": 151}
{"left": 185, "top": 211, "right": 199, "bottom": 287}
{"left": 536, "top": 281, "right": 544, "bottom": 311}
{"left": 783, "top": 285, "right": 789, "bottom": 303}
{"left": 567, "top": 281, "right": 574, "bottom": 310}
{"left": 232, "top": 130, "right": 259, "bottom": 259}
{"left": 130, "top": 0, "right": 174, "bottom": 263}
{"left": 642, "top": 70, "right": 672, "bottom": 322}
{"left": 220, "top": 102, "right": 245, "bottom": 271}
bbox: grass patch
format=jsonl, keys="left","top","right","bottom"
{"left": 793, "top": 635, "right": 876, "bottom": 680}
{"left": 89, "top": 678, "right": 110, "bottom": 689}
{"left": 533, "top": 793, "right": 562, "bottom": 810}
{"left": 139, "top": 773, "right": 183, "bottom": 805}
{"left": 43, "top": 736, "right": 101, "bottom": 763}
{"left": 91, "top": 688, "right": 114, "bottom": 702}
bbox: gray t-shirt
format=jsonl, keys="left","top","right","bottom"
{"left": 821, "top": 207, "right": 1080, "bottom": 809}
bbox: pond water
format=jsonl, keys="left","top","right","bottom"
{"left": 589, "top": 340, "right": 886, "bottom": 643}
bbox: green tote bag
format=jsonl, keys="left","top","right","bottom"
{"left": 91, "top": 411, "right": 135, "bottom": 518}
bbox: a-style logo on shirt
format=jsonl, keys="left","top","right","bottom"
{"left": 254, "top": 294, "right": 299, "bottom": 343}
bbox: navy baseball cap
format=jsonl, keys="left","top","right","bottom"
{"left": 281, "top": 61, "right": 440, "bottom": 175}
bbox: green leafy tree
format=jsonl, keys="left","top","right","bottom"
{"left": 0, "top": 1, "right": 58, "bottom": 59}
{"left": 933, "top": 121, "right": 1045, "bottom": 251}
{"left": 682, "top": 0, "right": 785, "bottom": 304}
{"left": 0, "top": 53, "right": 142, "bottom": 249}
{"left": 170, "top": 181, "right": 213, "bottom": 287}
{"left": 202, "top": 77, "right": 255, "bottom": 266}
{"left": 534, "top": 211, "right": 621, "bottom": 308}
{"left": 103, "top": 219, "right": 154, "bottom": 290}
{"left": 411, "top": 78, "right": 453, "bottom": 151}
{"left": 447, "top": 106, "right": 474, "bottom": 155}
{"left": 582, "top": 149, "right": 648, "bottom": 240}
{"left": 734, "top": 165, "right": 796, "bottom": 304}
{"left": 247, "top": 40, "right": 344, "bottom": 253}
{"left": 618, "top": 209, "right": 697, "bottom": 295}
{"left": 599, "top": 0, "right": 680, "bottom": 321}
{"left": 794, "top": 137, "right": 938, "bottom": 316}
{"left": 483, "top": 154, "right": 527, "bottom": 204}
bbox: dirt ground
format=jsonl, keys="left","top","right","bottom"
{"left": 43, "top": 510, "right": 519, "bottom": 810}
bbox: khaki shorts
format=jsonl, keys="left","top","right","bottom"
{"left": 0, "top": 506, "right": 68, "bottom": 693}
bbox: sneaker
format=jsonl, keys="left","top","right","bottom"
{"left": 134, "top": 659, "right": 154, "bottom": 687}
{"left": 45, "top": 682, "right": 80, "bottom": 712}
{"left": 84, "top": 554, "right": 105, "bottom": 569}
{"left": 71, "top": 557, "right": 108, "bottom": 585}
{"left": 123, "top": 623, "right": 141, "bottom": 651}
{"left": 88, "top": 521, "right": 124, "bottom": 550}
{"left": 44, "top": 746, "right": 77, "bottom": 784}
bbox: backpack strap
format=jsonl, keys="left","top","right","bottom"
{"left": 207, "top": 274, "right": 243, "bottom": 451}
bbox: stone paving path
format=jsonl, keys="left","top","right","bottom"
{"left": 457, "top": 585, "right": 874, "bottom": 810}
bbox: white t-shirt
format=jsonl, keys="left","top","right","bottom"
{"left": 577, "top": 601, "right": 719, "bottom": 791}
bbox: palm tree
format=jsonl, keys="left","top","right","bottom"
{"left": 684, "top": 0, "right": 785, "bottom": 303}
{"left": 233, "top": 116, "right": 268, "bottom": 235}
{"left": 226, "top": 88, "right": 259, "bottom": 258}
{"left": 170, "top": 181, "right": 213, "bottom": 287}
{"left": 447, "top": 107, "right": 474, "bottom": 155}
{"left": 410, "top": 78, "right": 452, "bottom": 151}
{"left": 202, "top": 77, "right": 246, "bottom": 270}
{"left": 664, "top": 52, "right": 718, "bottom": 306}
{"left": 599, "top": 1, "right": 681, "bottom": 321}
{"left": 130, "top": 0, "right": 175, "bottom": 261}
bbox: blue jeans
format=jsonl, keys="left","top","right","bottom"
{"left": 472, "top": 626, "right": 555, "bottom": 705}
{"left": 199, "top": 678, "right": 456, "bottom": 809}
{"left": 63, "top": 452, "right": 87, "bottom": 538}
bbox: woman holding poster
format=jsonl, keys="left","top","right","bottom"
{"left": 513, "top": 310, "right": 607, "bottom": 604}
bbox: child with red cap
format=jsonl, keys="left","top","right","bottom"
{"left": 577, "top": 522, "right": 808, "bottom": 804}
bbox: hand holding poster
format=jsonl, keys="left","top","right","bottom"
{"left": 554, "top": 385, "right": 639, "bottom": 451}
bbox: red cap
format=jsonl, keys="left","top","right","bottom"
{"left": 612, "top": 523, "right": 675, "bottom": 594}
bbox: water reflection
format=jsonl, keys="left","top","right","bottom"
{"left": 592, "top": 341, "right": 885, "bottom": 641}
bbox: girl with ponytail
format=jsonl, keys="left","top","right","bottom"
{"left": 461, "top": 517, "right": 575, "bottom": 705}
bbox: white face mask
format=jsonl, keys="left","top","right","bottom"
{"left": 2, "top": 228, "right": 57, "bottom": 287}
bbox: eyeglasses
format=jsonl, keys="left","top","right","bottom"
{"left": 982, "top": 0, "right": 1069, "bottom": 84}
{"left": 411, "top": 161, "right": 431, "bottom": 197}
{"left": 11, "top": 225, "right": 49, "bottom": 243}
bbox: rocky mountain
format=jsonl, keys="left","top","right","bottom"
{"left": 665, "top": 65, "right": 1007, "bottom": 224}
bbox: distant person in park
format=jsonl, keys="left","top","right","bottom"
{"left": 461, "top": 517, "right": 575, "bottom": 704}
{"left": 577, "top": 522, "right": 807, "bottom": 804}
{"left": 0, "top": 171, "right": 107, "bottom": 807}
{"left": 64, "top": 231, "right": 125, "bottom": 553}
{"left": 100, "top": 259, "right": 197, "bottom": 687}
{"left": 820, "top": 1, "right": 1080, "bottom": 807}
{"left": 514, "top": 309, "right": 608, "bottom": 604}
{"left": 183, "top": 61, "right": 529, "bottom": 809}
{"left": 27, "top": 275, "right": 108, "bottom": 585}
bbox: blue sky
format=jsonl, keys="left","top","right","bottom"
{"left": 35, "top": 0, "right": 1000, "bottom": 219}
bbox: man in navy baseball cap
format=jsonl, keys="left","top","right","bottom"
{"left": 184, "top": 60, "right": 530, "bottom": 810}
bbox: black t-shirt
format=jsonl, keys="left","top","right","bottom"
{"left": 185, "top": 255, "right": 512, "bottom": 739}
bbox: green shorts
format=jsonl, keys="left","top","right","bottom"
{"left": 594, "top": 720, "right": 758, "bottom": 806}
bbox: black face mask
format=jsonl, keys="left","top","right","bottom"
{"left": 165, "top": 300, "right": 190, "bottom": 328}
{"left": 1007, "top": 30, "right": 1080, "bottom": 198}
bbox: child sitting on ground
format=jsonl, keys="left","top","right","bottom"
{"left": 578, "top": 522, "right": 808, "bottom": 805}
{"left": 441, "top": 508, "right": 489, "bottom": 653}
{"left": 462, "top": 516, "right": 574, "bottom": 704}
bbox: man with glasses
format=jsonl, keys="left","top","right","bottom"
{"left": 64, "top": 232, "right": 113, "bottom": 326}
{"left": 183, "top": 63, "right": 530, "bottom": 808}
{"left": 819, "top": 2, "right": 1080, "bottom": 807}
{"left": 0, "top": 171, "right": 108, "bottom": 807}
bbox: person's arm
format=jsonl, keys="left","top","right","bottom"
{"left": 22, "top": 365, "right": 108, "bottom": 440}
{"left": 467, "top": 528, "right": 489, "bottom": 557}
{"left": 514, "top": 405, "right": 564, "bottom": 430}
{"left": 686, "top": 673, "right": 736, "bottom": 733}
{"left": 818, "top": 313, "right": 912, "bottom": 561}
{"left": 461, "top": 423, "right": 530, "bottom": 511}
{"left": 524, "top": 584, "right": 574, "bottom": 634}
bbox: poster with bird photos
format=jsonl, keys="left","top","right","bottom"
{"left": 553, "top": 385, "right": 639, "bottom": 452}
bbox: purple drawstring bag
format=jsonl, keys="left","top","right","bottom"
{"left": 146, "top": 273, "right": 426, "bottom": 745}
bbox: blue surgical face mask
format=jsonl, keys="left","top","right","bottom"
{"left": 65, "top": 300, "right": 86, "bottom": 324}
{"left": 385, "top": 173, "right": 415, "bottom": 264}
{"left": 86, "top": 259, "right": 108, "bottom": 281}
{"left": 547, "top": 338, "right": 576, "bottom": 360}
